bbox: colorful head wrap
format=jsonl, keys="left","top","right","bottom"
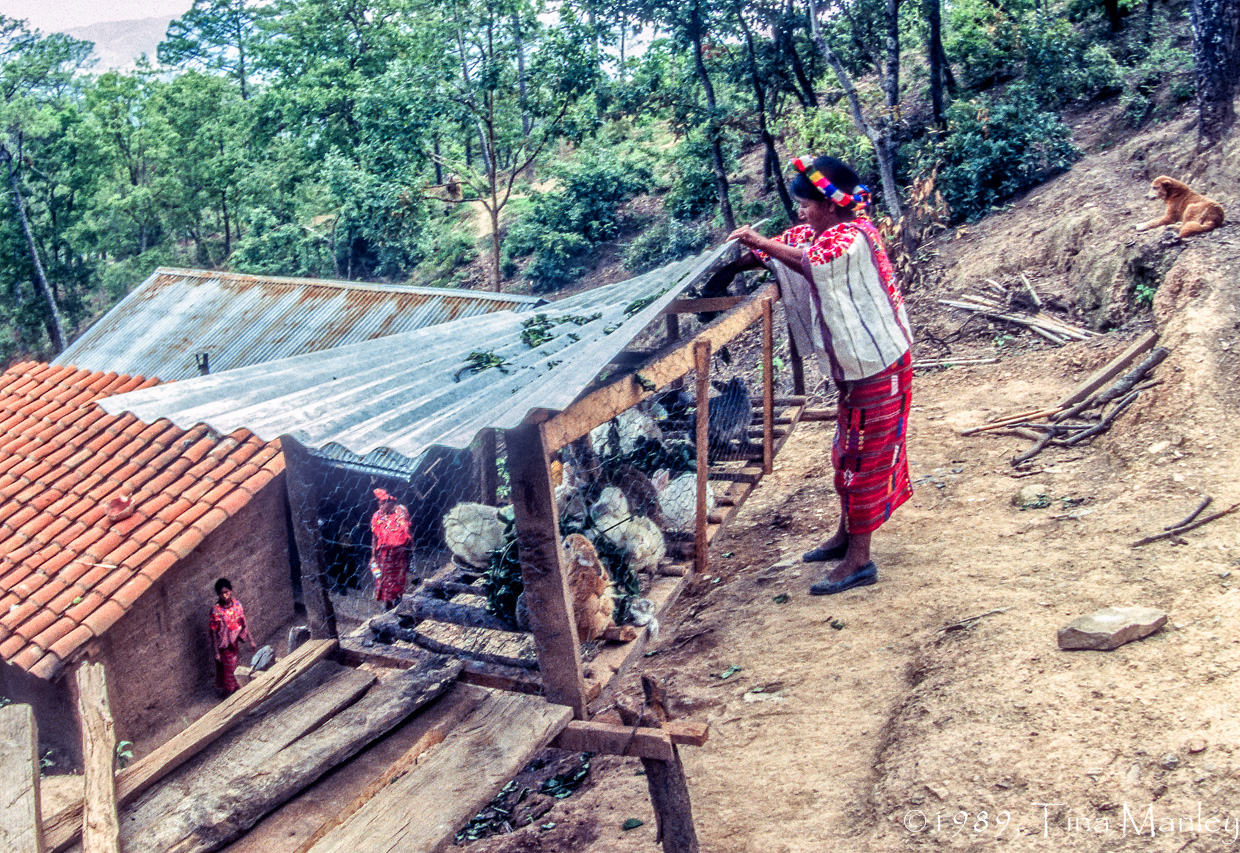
{"left": 374, "top": 488, "right": 392, "bottom": 501}
{"left": 790, "top": 156, "right": 870, "bottom": 211}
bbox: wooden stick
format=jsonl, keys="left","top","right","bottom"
{"left": 915, "top": 358, "right": 1000, "bottom": 369}
{"left": 661, "top": 296, "right": 747, "bottom": 315}
{"left": 1132, "top": 502, "right": 1240, "bottom": 548}
{"left": 395, "top": 595, "right": 517, "bottom": 633}
{"left": 1062, "top": 390, "right": 1140, "bottom": 446}
{"left": 1027, "top": 325, "right": 1066, "bottom": 345}
{"left": 1092, "top": 347, "right": 1169, "bottom": 407}
{"left": 620, "top": 677, "right": 700, "bottom": 853}
{"left": 1057, "top": 330, "right": 1159, "bottom": 408}
{"left": 694, "top": 341, "right": 711, "bottom": 575}
{"left": 1011, "top": 432, "right": 1055, "bottom": 466}
{"left": 962, "top": 407, "right": 1064, "bottom": 436}
{"left": 1165, "top": 496, "right": 1212, "bottom": 530}
{"left": 0, "top": 704, "right": 43, "bottom": 853}
{"left": 761, "top": 298, "right": 775, "bottom": 475}
{"left": 76, "top": 663, "right": 119, "bottom": 853}
{"left": 371, "top": 616, "right": 539, "bottom": 670}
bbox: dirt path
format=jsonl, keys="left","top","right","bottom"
{"left": 463, "top": 228, "right": 1240, "bottom": 851}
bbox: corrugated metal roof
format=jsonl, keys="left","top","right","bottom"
{"left": 100, "top": 244, "right": 737, "bottom": 465}
{"left": 56, "top": 268, "right": 542, "bottom": 381}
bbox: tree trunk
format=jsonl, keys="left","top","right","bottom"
{"left": 1104, "top": 0, "right": 1123, "bottom": 32}
{"left": 882, "top": 0, "right": 902, "bottom": 209}
{"left": 690, "top": 25, "right": 737, "bottom": 232}
{"left": 927, "top": 0, "right": 945, "bottom": 124}
{"left": 806, "top": 0, "right": 903, "bottom": 221}
{"left": 432, "top": 134, "right": 443, "bottom": 185}
{"left": 781, "top": 0, "right": 819, "bottom": 108}
{"left": 0, "top": 144, "right": 66, "bottom": 353}
{"left": 739, "top": 7, "right": 796, "bottom": 222}
{"left": 221, "top": 191, "right": 232, "bottom": 257}
{"left": 1190, "top": 0, "right": 1240, "bottom": 150}
{"left": 513, "top": 14, "right": 531, "bottom": 137}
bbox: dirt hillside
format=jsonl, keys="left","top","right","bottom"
{"left": 460, "top": 110, "right": 1240, "bottom": 852}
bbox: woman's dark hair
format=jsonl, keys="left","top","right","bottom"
{"left": 214, "top": 577, "right": 233, "bottom": 595}
{"left": 790, "top": 155, "right": 863, "bottom": 205}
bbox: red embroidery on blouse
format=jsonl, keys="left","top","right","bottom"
{"left": 755, "top": 218, "right": 905, "bottom": 310}
{"left": 371, "top": 504, "right": 411, "bottom": 549}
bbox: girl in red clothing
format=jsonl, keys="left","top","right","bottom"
{"left": 370, "top": 488, "right": 411, "bottom": 609}
{"left": 209, "top": 578, "right": 256, "bottom": 695}
{"left": 707, "top": 155, "right": 913, "bottom": 596}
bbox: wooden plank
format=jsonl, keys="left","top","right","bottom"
{"left": 661, "top": 296, "right": 746, "bottom": 315}
{"left": 282, "top": 438, "right": 338, "bottom": 639}
{"left": 75, "top": 663, "right": 118, "bottom": 853}
{"left": 801, "top": 408, "right": 835, "bottom": 423}
{"left": 761, "top": 298, "right": 775, "bottom": 474}
{"left": 304, "top": 687, "right": 573, "bottom": 853}
{"left": 1056, "top": 330, "right": 1159, "bottom": 407}
{"left": 119, "top": 662, "right": 459, "bottom": 853}
{"left": 694, "top": 341, "right": 711, "bottom": 576}
{"left": 552, "top": 720, "right": 675, "bottom": 761}
{"left": 708, "top": 468, "right": 763, "bottom": 484}
{"left": 505, "top": 422, "right": 588, "bottom": 719}
{"left": 0, "top": 704, "right": 43, "bottom": 853}
{"left": 43, "top": 639, "right": 337, "bottom": 853}
{"left": 290, "top": 682, "right": 488, "bottom": 853}
{"left": 542, "top": 283, "right": 779, "bottom": 450}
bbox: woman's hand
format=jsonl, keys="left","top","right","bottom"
{"left": 727, "top": 226, "right": 765, "bottom": 249}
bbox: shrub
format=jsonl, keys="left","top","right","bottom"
{"left": 663, "top": 130, "right": 737, "bottom": 222}
{"left": 622, "top": 219, "right": 713, "bottom": 273}
{"left": 911, "top": 85, "right": 1079, "bottom": 222}
{"left": 781, "top": 107, "right": 875, "bottom": 177}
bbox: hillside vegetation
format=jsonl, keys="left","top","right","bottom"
{"left": 0, "top": 0, "right": 1235, "bottom": 364}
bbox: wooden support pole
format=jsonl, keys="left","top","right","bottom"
{"left": 693, "top": 341, "right": 711, "bottom": 576}
{"left": 480, "top": 429, "right": 499, "bottom": 506}
{"left": 761, "top": 298, "right": 775, "bottom": 475}
{"left": 282, "top": 438, "right": 338, "bottom": 639}
{"left": 75, "top": 663, "right": 119, "bottom": 853}
{"left": 0, "top": 703, "right": 43, "bottom": 853}
{"left": 505, "top": 422, "right": 588, "bottom": 719}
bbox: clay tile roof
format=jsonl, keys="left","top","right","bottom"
{"left": 0, "top": 363, "right": 283, "bottom": 680}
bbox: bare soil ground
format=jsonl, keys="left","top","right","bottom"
{"left": 455, "top": 113, "right": 1240, "bottom": 852}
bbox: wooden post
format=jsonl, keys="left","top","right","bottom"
{"left": 282, "top": 438, "right": 338, "bottom": 639}
{"left": 693, "top": 341, "right": 711, "bottom": 575}
{"left": 787, "top": 324, "right": 806, "bottom": 396}
{"left": 479, "top": 429, "right": 500, "bottom": 505}
{"left": 617, "top": 677, "right": 700, "bottom": 853}
{"left": 666, "top": 314, "right": 682, "bottom": 391}
{"left": 75, "top": 663, "right": 119, "bottom": 853}
{"left": 761, "top": 298, "right": 775, "bottom": 475}
{"left": 505, "top": 422, "right": 588, "bottom": 719}
{"left": 0, "top": 703, "right": 44, "bottom": 853}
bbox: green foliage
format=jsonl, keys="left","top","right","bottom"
{"left": 1118, "top": 29, "right": 1195, "bottom": 126}
{"left": 782, "top": 107, "right": 876, "bottom": 177}
{"left": 910, "top": 85, "right": 1079, "bottom": 222}
{"left": 663, "top": 129, "right": 735, "bottom": 222}
{"left": 622, "top": 218, "right": 712, "bottom": 272}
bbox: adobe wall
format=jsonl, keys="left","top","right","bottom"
{"left": 97, "top": 473, "right": 295, "bottom": 752}
{"left": 0, "top": 662, "right": 75, "bottom": 766}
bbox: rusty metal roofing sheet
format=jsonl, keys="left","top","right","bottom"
{"left": 55, "top": 268, "right": 541, "bottom": 381}
{"left": 100, "top": 244, "right": 737, "bottom": 464}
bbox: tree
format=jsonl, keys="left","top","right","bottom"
{"left": 1189, "top": 0, "right": 1240, "bottom": 150}
{"left": 158, "top": 0, "right": 270, "bottom": 99}
{"left": 734, "top": 2, "right": 795, "bottom": 221}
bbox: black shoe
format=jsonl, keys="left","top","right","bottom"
{"left": 802, "top": 542, "right": 849, "bottom": 563}
{"left": 809, "top": 562, "right": 878, "bottom": 596}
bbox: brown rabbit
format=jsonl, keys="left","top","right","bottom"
{"left": 563, "top": 533, "right": 615, "bottom": 642}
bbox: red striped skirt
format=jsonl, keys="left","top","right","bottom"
{"left": 831, "top": 351, "right": 913, "bottom": 534}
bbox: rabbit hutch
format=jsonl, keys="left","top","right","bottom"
{"left": 98, "top": 241, "right": 817, "bottom": 852}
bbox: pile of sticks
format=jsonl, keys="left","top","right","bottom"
{"left": 939, "top": 278, "right": 1097, "bottom": 346}
{"left": 961, "top": 331, "right": 1168, "bottom": 466}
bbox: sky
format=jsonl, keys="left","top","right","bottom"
{"left": 0, "top": 0, "right": 192, "bottom": 33}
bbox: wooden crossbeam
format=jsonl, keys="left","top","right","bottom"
{"left": 661, "top": 296, "right": 746, "bottom": 315}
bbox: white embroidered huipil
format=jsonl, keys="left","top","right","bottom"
{"left": 758, "top": 221, "right": 912, "bottom": 382}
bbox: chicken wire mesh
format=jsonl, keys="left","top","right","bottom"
{"left": 285, "top": 300, "right": 797, "bottom": 664}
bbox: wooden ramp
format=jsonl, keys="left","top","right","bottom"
{"left": 302, "top": 684, "right": 572, "bottom": 853}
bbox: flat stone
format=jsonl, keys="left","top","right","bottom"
{"left": 1189, "top": 738, "right": 1207, "bottom": 754}
{"left": 1014, "top": 483, "right": 1051, "bottom": 509}
{"left": 1058, "top": 606, "right": 1168, "bottom": 651}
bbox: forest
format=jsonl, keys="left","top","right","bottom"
{"left": 0, "top": 0, "right": 1236, "bottom": 362}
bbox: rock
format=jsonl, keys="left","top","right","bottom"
{"left": 1125, "top": 764, "right": 1141, "bottom": 786}
{"left": 925, "top": 783, "right": 950, "bottom": 801}
{"left": 1014, "top": 483, "right": 1051, "bottom": 509}
{"left": 1058, "top": 606, "right": 1168, "bottom": 651}
{"left": 1160, "top": 753, "right": 1181, "bottom": 770}
{"left": 287, "top": 625, "right": 311, "bottom": 653}
{"left": 1188, "top": 738, "right": 1207, "bottom": 754}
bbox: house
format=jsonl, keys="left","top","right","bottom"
{"left": 0, "top": 362, "right": 291, "bottom": 763}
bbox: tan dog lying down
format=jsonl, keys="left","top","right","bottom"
{"left": 1136, "top": 176, "right": 1225, "bottom": 238}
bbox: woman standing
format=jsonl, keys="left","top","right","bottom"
{"left": 370, "top": 488, "right": 411, "bottom": 609}
{"left": 724, "top": 155, "right": 914, "bottom": 595}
